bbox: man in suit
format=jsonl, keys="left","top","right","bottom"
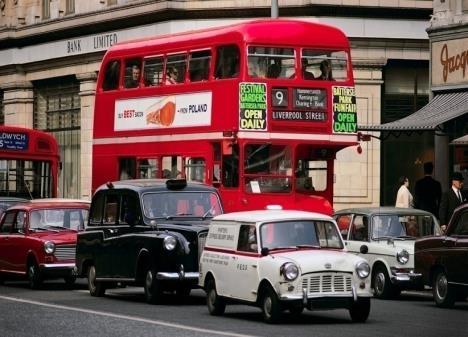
{"left": 439, "top": 172, "right": 466, "bottom": 231}
{"left": 415, "top": 162, "right": 442, "bottom": 217}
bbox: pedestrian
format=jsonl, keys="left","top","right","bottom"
{"left": 395, "top": 176, "right": 414, "bottom": 208}
{"left": 439, "top": 172, "right": 466, "bottom": 231}
{"left": 414, "top": 162, "right": 442, "bottom": 217}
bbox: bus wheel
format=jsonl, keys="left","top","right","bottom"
{"left": 261, "top": 286, "right": 282, "bottom": 324}
{"left": 88, "top": 265, "right": 105, "bottom": 297}
{"left": 206, "top": 279, "right": 225, "bottom": 315}
{"left": 27, "top": 261, "right": 42, "bottom": 289}
{"left": 144, "top": 268, "right": 162, "bottom": 304}
{"left": 433, "top": 270, "right": 455, "bottom": 308}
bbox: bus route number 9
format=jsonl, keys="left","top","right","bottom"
{"left": 272, "top": 88, "right": 288, "bottom": 108}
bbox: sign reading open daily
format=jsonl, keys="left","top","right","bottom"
{"left": 239, "top": 83, "right": 267, "bottom": 131}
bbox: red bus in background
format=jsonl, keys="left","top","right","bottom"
{"left": 0, "top": 125, "right": 59, "bottom": 198}
{"left": 92, "top": 19, "right": 359, "bottom": 214}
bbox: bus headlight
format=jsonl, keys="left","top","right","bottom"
{"left": 281, "top": 262, "right": 299, "bottom": 281}
{"left": 355, "top": 261, "right": 370, "bottom": 279}
{"left": 163, "top": 236, "right": 177, "bottom": 251}
{"left": 396, "top": 249, "right": 409, "bottom": 264}
{"left": 44, "top": 241, "right": 55, "bottom": 254}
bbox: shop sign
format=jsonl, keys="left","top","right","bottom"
{"left": 432, "top": 38, "right": 468, "bottom": 87}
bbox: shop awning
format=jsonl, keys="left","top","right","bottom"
{"left": 450, "top": 134, "right": 468, "bottom": 145}
{"left": 358, "top": 92, "right": 468, "bottom": 131}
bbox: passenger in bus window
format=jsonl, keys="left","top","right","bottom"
{"left": 125, "top": 64, "right": 141, "bottom": 88}
{"left": 165, "top": 66, "right": 179, "bottom": 85}
{"left": 302, "top": 58, "right": 315, "bottom": 80}
{"left": 103, "top": 60, "right": 120, "bottom": 91}
{"left": 318, "top": 59, "right": 333, "bottom": 80}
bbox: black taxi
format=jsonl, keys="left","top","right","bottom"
{"left": 76, "top": 179, "right": 223, "bottom": 303}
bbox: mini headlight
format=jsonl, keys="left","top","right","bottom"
{"left": 44, "top": 241, "right": 55, "bottom": 254}
{"left": 355, "top": 261, "right": 370, "bottom": 279}
{"left": 396, "top": 249, "right": 409, "bottom": 264}
{"left": 281, "top": 262, "right": 299, "bottom": 281}
{"left": 163, "top": 236, "right": 177, "bottom": 251}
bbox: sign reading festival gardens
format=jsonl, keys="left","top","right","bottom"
{"left": 239, "top": 83, "right": 267, "bottom": 131}
{"left": 332, "top": 86, "right": 357, "bottom": 133}
{"left": 114, "top": 92, "right": 212, "bottom": 131}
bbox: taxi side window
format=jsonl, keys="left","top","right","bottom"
{"left": 237, "top": 224, "right": 257, "bottom": 252}
{"left": 104, "top": 194, "right": 119, "bottom": 225}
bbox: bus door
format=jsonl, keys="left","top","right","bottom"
{"left": 214, "top": 142, "right": 240, "bottom": 212}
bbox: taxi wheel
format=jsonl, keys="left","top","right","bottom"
{"left": 64, "top": 275, "right": 76, "bottom": 287}
{"left": 144, "top": 268, "right": 162, "bottom": 304}
{"left": 206, "top": 279, "right": 226, "bottom": 316}
{"left": 349, "top": 297, "right": 371, "bottom": 323}
{"left": 261, "top": 286, "right": 282, "bottom": 324}
{"left": 88, "top": 265, "right": 105, "bottom": 297}
{"left": 433, "top": 270, "right": 455, "bottom": 308}
{"left": 27, "top": 262, "right": 43, "bottom": 289}
{"left": 372, "top": 266, "right": 392, "bottom": 299}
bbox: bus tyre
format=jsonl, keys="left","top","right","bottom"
{"left": 349, "top": 297, "right": 371, "bottom": 322}
{"left": 433, "top": 270, "right": 455, "bottom": 308}
{"left": 206, "top": 279, "right": 226, "bottom": 316}
{"left": 373, "top": 265, "right": 393, "bottom": 299}
{"left": 144, "top": 268, "right": 162, "bottom": 304}
{"left": 261, "top": 286, "right": 282, "bottom": 324}
{"left": 88, "top": 265, "right": 105, "bottom": 297}
{"left": 27, "top": 261, "right": 42, "bottom": 289}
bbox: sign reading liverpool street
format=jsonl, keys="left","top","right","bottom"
{"left": 332, "top": 86, "right": 357, "bottom": 133}
{"left": 239, "top": 83, "right": 267, "bottom": 131}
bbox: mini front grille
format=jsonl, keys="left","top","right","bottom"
{"left": 198, "top": 232, "right": 208, "bottom": 262}
{"left": 302, "top": 273, "right": 352, "bottom": 294}
{"left": 54, "top": 245, "right": 76, "bottom": 261}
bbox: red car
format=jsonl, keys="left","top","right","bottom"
{"left": 0, "top": 199, "right": 90, "bottom": 289}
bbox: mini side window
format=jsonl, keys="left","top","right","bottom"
{"left": 237, "top": 224, "right": 257, "bottom": 252}
{"left": 1, "top": 212, "right": 15, "bottom": 233}
{"left": 350, "top": 215, "right": 368, "bottom": 241}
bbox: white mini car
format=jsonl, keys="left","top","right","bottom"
{"left": 199, "top": 210, "right": 372, "bottom": 323}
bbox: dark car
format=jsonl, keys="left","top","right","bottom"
{"left": 76, "top": 179, "right": 223, "bottom": 303}
{"left": 415, "top": 203, "right": 468, "bottom": 307}
{"left": 0, "top": 197, "right": 29, "bottom": 218}
{"left": 334, "top": 207, "right": 441, "bottom": 299}
{"left": 0, "top": 199, "right": 90, "bottom": 288}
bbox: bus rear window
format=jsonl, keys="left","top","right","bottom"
{"left": 247, "top": 46, "right": 295, "bottom": 79}
{"left": 302, "top": 50, "right": 348, "bottom": 81}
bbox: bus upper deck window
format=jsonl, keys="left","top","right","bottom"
{"left": 215, "top": 45, "right": 240, "bottom": 79}
{"left": 124, "top": 59, "right": 142, "bottom": 88}
{"left": 102, "top": 60, "right": 120, "bottom": 91}
{"left": 302, "top": 49, "right": 348, "bottom": 81}
{"left": 166, "top": 54, "right": 187, "bottom": 85}
{"left": 143, "top": 57, "right": 164, "bottom": 86}
{"left": 189, "top": 50, "right": 211, "bottom": 82}
{"left": 247, "top": 46, "right": 295, "bottom": 79}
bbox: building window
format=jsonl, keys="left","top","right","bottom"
{"left": 34, "top": 77, "right": 81, "bottom": 199}
{"left": 42, "top": 0, "right": 50, "bottom": 19}
{"left": 66, "top": 0, "right": 75, "bottom": 14}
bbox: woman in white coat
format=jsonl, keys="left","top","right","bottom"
{"left": 395, "top": 176, "right": 414, "bottom": 208}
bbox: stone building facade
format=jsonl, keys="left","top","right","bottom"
{"left": 0, "top": 0, "right": 432, "bottom": 207}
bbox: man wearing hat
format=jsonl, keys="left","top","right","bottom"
{"left": 439, "top": 172, "right": 466, "bottom": 231}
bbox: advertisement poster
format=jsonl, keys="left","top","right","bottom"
{"left": 332, "top": 86, "right": 357, "bottom": 133}
{"left": 114, "top": 92, "right": 212, "bottom": 131}
{"left": 239, "top": 82, "right": 267, "bottom": 131}
{"left": 0, "top": 132, "right": 28, "bottom": 150}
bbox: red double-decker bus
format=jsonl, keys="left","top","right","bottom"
{"left": 0, "top": 126, "right": 59, "bottom": 198}
{"left": 92, "top": 19, "right": 359, "bottom": 214}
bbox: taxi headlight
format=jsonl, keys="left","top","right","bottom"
{"left": 355, "top": 261, "right": 370, "bottom": 279}
{"left": 163, "top": 236, "right": 177, "bottom": 251}
{"left": 281, "top": 262, "right": 299, "bottom": 281}
{"left": 44, "top": 241, "right": 55, "bottom": 254}
{"left": 396, "top": 249, "right": 409, "bottom": 264}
